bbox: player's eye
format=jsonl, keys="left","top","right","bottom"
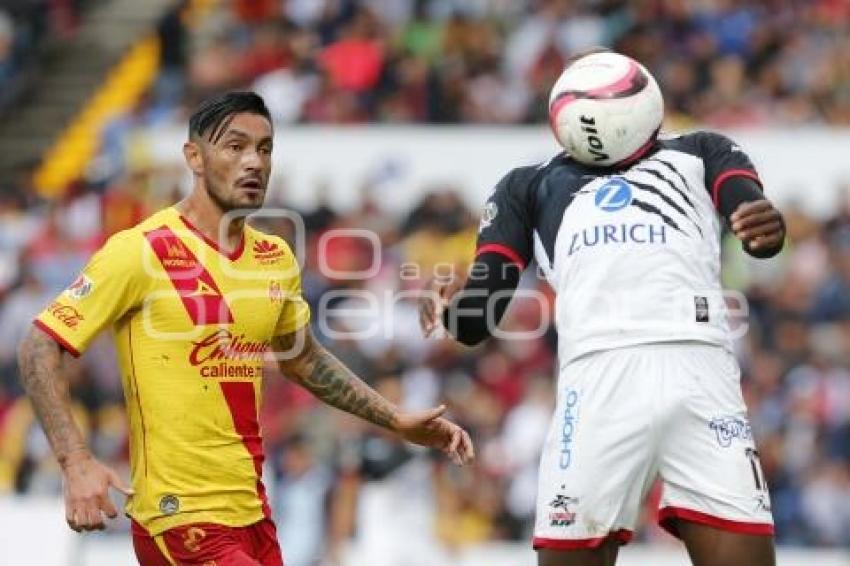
{"left": 259, "top": 146, "right": 272, "bottom": 156}
{"left": 227, "top": 143, "right": 243, "bottom": 152}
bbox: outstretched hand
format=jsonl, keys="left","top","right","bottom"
{"left": 395, "top": 405, "right": 475, "bottom": 466}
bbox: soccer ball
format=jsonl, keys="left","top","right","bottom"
{"left": 549, "top": 51, "right": 663, "bottom": 167}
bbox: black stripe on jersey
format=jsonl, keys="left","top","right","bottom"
{"left": 647, "top": 158, "right": 694, "bottom": 195}
{"left": 625, "top": 179, "right": 703, "bottom": 236}
{"left": 630, "top": 198, "right": 684, "bottom": 235}
{"left": 631, "top": 166, "right": 696, "bottom": 212}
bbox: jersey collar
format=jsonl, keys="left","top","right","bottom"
{"left": 177, "top": 210, "right": 246, "bottom": 262}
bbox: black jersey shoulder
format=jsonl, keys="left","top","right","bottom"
{"left": 656, "top": 130, "right": 738, "bottom": 159}
{"left": 655, "top": 130, "right": 759, "bottom": 199}
{"left": 530, "top": 154, "right": 603, "bottom": 267}
{"left": 479, "top": 154, "right": 597, "bottom": 268}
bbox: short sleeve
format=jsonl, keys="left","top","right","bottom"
{"left": 476, "top": 167, "right": 535, "bottom": 269}
{"left": 34, "top": 231, "right": 147, "bottom": 356}
{"left": 273, "top": 244, "right": 311, "bottom": 336}
{"left": 696, "top": 132, "right": 762, "bottom": 208}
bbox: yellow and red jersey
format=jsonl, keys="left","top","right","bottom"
{"left": 34, "top": 207, "right": 310, "bottom": 535}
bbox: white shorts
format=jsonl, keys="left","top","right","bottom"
{"left": 533, "top": 343, "right": 774, "bottom": 551}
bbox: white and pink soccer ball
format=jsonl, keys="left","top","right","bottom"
{"left": 549, "top": 51, "right": 664, "bottom": 167}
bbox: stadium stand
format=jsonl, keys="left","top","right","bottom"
{"left": 1, "top": 1, "right": 850, "bottom": 563}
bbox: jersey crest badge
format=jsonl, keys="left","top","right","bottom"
{"left": 159, "top": 494, "right": 180, "bottom": 515}
{"left": 65, "top": 274, "right": 93, "bottom": 300}
{"left": 269, "top": 280, "right": 283, "bottom": 305}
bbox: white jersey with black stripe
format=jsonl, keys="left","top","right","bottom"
{"left": 476, "top": 130, "right": 762, "bottom": 364}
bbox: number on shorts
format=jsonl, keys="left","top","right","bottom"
{"left": 745, "top": 447, "right": 767, "bottom": 491}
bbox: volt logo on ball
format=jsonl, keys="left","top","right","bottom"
{"left": 580, "top": 115, "right": 609, "bottom": 162}
{"left": 595, "top": 178, "right": 632, "bottom": 212}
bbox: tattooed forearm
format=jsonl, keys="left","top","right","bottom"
{"left": 18, "top": 326, "right": 88, "bottom": 465}
{"left": 274, "top": 329, "right": 399, "bottom": 431}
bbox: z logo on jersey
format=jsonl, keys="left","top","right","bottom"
{"left": 594, "top": 178, "right": 632, "bottom": 212}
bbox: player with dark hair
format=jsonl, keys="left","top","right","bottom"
{"left": 19, "top": 91, "right": 473, "bottom": 565}
{"left": 419, "top": 52, "right": 783, "bottom": 566}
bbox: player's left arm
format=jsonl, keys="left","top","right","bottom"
{"left": 724, "top": 179, "right": 785, "bottom": 257}
{"left": 701, "top": 132, "right": 785, "bottom": 258}
{"left": 271, "top": 326, "right": 473, "bottom": 465}
{"left": 420, "top": 166, "right": 535, "bottom": 344}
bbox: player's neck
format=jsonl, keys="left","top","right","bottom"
{"left": 174, "top": 192, "right": 245, "bottom": 254}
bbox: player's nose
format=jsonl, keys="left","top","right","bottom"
{"left": 241, "top": 148, "right": 264, "bottom": 171}
{"left": 243, "top": 159, "right": 260, "bottom": 172}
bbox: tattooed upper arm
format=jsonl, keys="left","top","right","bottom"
{"left": 18, "top": 325, "right": 88, "bottom": 464}
{"left": 19, "top": 325, "right": 64, "bottom": 389}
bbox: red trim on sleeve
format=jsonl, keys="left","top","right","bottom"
{"left": 711, "top": 169, "right": 762, "bottom": 208}
{"left": 533, "top": 529, "right": 633, "bottom": 550}
{"left": 658, "top": 506, "right": 775, "bottom": 538}
{"left": 32, "top": 320, "right": 81, "bottom": 358}
{"left": 476, "top": 243, "right": 527, "bottom": 269}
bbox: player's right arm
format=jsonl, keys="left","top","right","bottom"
{"left": 419, "top": 166, "right": 535, "bottom": 345}
{"left": 18, "top": 328, "right": 132, "bottom": 531}
{"left": 18, "top": 231, "right": 142, "bottom": 531}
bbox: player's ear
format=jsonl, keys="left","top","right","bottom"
{"left": 183, "top": 140, "right": 203, "bottom": 176}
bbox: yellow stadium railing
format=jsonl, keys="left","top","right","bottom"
{"left": 33, "top": 36, "right": 161, "bottom": 197}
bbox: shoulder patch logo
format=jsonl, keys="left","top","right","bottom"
{"left": 65, "top": 274, "right": 93, "bottom": 300}
{"left": 480, "top": 201, "right": 498, "bottom": 231}
{"left": 252, "top": 239, "right": 286, "bottom": 263}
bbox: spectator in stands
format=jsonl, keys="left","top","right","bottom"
{"left": 0, "top": 10, "right": 14, "bottom": 83}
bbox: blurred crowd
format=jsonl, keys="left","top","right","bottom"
{"left": 1, "top": 167, "right": 850, "bottom": 561}
{"left": 0, "top": 0, "right": 92, "bottom": 110}
{"left": 127, "top": 0, "right": 850, "bottom": 129}
{"left": 2, "top": 0, "right": 850, "bottom": 563}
